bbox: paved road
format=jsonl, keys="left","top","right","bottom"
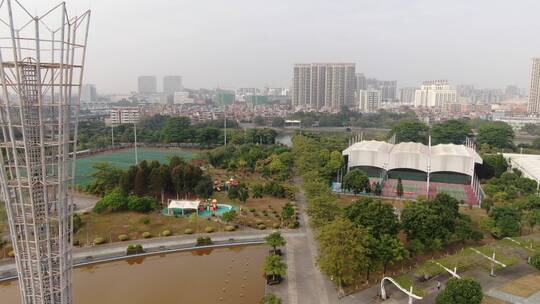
{"left": 72, "top": 191, "right": 99, "bottom": 212}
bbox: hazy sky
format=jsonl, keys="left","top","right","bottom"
{"left": 22, "top": 0, "right": 540, "bottom": 94}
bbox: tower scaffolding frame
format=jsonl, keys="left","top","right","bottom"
{"left": 0, "top": 1, "right": 90, "bottom": 303}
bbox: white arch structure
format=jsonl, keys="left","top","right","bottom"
{"left": 380, "top": 277, "right": 423, "bottom": 304}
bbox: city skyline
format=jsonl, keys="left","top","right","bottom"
{"left": 18, "top": 0, "right": 540, "bottom": 94}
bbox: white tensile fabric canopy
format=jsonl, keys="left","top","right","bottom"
{"left": 168, "top": 200, "right": 200, "bottom": 210}
{"left": 342, "top": 140, "right": 393, "bottom": 169}
{"left": 343, "top": 140, "right": 482, "bottom": 176}
{"left": 503, "top": 153, "right": 540, "bottom": 184}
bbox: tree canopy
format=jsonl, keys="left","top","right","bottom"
{"left": 342, "top": 169, "right": 370, "bottom": 195}
{"left": 344, "top": 198, "right": 400, "bottom": 239}
{"left": 316, "top": 218, "right": 370, "bottom": 292}
{"left": 388, "top": 120, "right": 429, "bottom": 144}
{"left": 436, "top": 278, "right": 483, "bottom": 304}
{"left": 476, "top": 121, "right": 514, "bottom": 149}
{"left": 431, "top": 119, "right": 472, "bottom": 145}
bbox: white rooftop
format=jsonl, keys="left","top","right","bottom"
{"left": 168, "top": 200, "right": 200, "bottom": 210}
{"left": 503, "top": 153, "right": 540, "bottom": 182}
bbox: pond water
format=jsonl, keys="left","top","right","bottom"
{"left": 0, "top": 245, "right": 266, "bottom": 304}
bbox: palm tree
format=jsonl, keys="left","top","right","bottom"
{"left": 263, "top": 254, "right": 286, "bottom": 284}
{"left": 265, "top": 232, "right": 286, "bottom": 254}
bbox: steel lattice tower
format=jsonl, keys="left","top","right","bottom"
{"left": 0, "top": 1, "right": 90, "bottom": 303}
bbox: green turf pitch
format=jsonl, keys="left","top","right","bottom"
{"left": 75, "top": 148, "right": 197, "bottom": 186}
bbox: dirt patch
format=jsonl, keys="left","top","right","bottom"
{"left": 498, "top": 273, "right": 540, "bottom": 298}
{"left": 482, "top": 296, "right": 511, "bottom": 304}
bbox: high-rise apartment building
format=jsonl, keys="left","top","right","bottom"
{"left": 138, "top": 75, "right": 157, "bottom": 94}
{"left": 292, "top": 63, "right": 356, "bottom": 112}
{"left": 109, "top": 107, "right": 141, "bottom": 124}
{"left": 400, "top": 87, "right": 418, "bottom": 105}
{"left": 358, "top": 89, "right": 381, "bottom": 113}
{"left": 163, "top": 75, "right": 183, "bottom": 94}
{"left": 414, "top": 80, "right": 456, "bottom": 108}
{"left": 356, "top": 73, "right": 367, "bottom": 91}
{"left": 81, "top": 84, "right": 97, "bottom": 102}
{"left": 527, "top": 58, "right": 540, "bottom": 114}
{"left": 362, "top": 77, "right": 397, "bottom": 104}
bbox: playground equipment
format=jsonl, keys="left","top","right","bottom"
{"left": 380, "top": 277, "right": 423, "bottom": 304}
{"left": 470, "top": 248, "right": 506, "bottom": 277}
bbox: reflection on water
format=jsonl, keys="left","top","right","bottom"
{"left": 0, "top": 245, "right": 266, "bottom": 304}
{"left": 191, "top": 248, "right": 214, "bottom": 256}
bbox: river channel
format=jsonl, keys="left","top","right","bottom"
{"left": 0, "top": 245, "right": 266, "bottom": 304}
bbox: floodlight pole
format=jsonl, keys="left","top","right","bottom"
{"left": 134, "top": 122, "right": 138, "bottom": 164}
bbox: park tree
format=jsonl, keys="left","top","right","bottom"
{"left": 316, "top": 218, "right": 370, "bottom": 295}
{"left": 133, "top": 167, "right": 148, "bottom": 196}
{"left": 148, "top": 167, "right": 163, "bottom": 199}
{"left": 323, "top": 150, "right": 343, "bottom": 180}
{"left": 127, "top": 195, "right": 157, "bottom": 213}
{"left": 271, "top": 117, "right": 285, "bottom": 128}
{"left": 396, "top": 178, "right": 404, "bottom": 197}
{"left": 237, "top": 183, "right": 249, "bottom": 203}
{"left": 388, "top": 120, "right": 429, "bottom": 144}
{"left": 93, "top": 189, "right": 128, "bottom": 213}
{"left": 523, "top": 209, "right": 540, "bottom": 233}
{"left": 307, "top": 195, "right": 342, "bottom": 228}
{"left": 488, "top": 205, "right": 521, "bottom": 238}
{"left": 265, "top": 231, "right": 286, "bottom": 253}
{"left": 436, "top": 278, "right": 483, "bottom": 304}
{"left": 171, "top": 164, "right": 185, "bottom": 198}
{"left": 476, "top": 121, "right": 514, "bottom": 149}
{"left": 342, "top": 169, "right": 369, "bottom": 195}
{"left": 263, "top": 254, "right": 287, "bottom": 283}
{"left": 344, "top": 197, "right": 400, "bottom": 238}
{"left": 86, "top": 162, "right": 125, "bottom": 196}
{"left": 120, "top": 165, "right": 137, "bottom": 194}
{"left": 281, "top": 202, "right": 295, "bottom": 227}
{"left": 160, "top": 116, "right": 192, "bottom": 143}
{"left": 254, "top": 115, "right": 266, "bottom": 126}
{"left": 194, "top": 175, "right": 214, "bottom": 199}
{"left": 478, "top": 154, "right": 508, "bottom": 179}
{"left": 431, "top": 119, "right": 472, "bottom": 145}
{"left": 401, "top": 201, "right": 449, "bottom": 249}
{"left": 375, "top": 234, "right": 408, "bottom": 274}
{"left": 196, "top": 127, "right": 220, "bottom": 146}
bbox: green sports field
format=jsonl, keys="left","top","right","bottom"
{"left": 75, "top": 148, "right": 197, "bottom": 186}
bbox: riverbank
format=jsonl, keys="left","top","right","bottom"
{"left": 0, "top": 229, "right": 305, "bottom": 282}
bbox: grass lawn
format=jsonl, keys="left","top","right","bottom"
{"left": 74, "top": 211, "right": 225, "bottom": 246}
{"left": 498, "top": 273, "right": 540, "bottom": 298}
{"left": 74, "top": 190, "right": 294, "bottom": 246}
{"left": 211, "top": 191, "right": 292, "bottom": 230}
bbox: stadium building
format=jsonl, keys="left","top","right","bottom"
{"left": 340, "top": 139, "right": 484, "bottom": 205}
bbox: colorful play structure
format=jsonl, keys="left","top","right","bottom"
{"left": 213, "top": 177, "right": 239, "bottom": 192}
